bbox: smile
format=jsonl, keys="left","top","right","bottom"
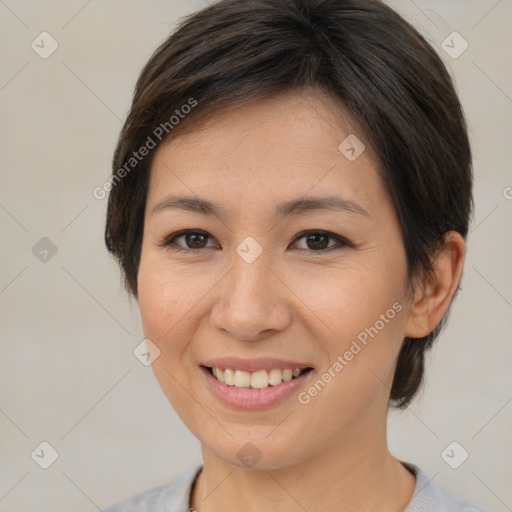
{"left": 206, "top": 366, "right": 312, "bottom": 389}
{"left": 200, "top": 364, "right": 315, "bottom": 409}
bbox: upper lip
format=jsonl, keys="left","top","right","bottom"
{"left": 201, "top": 357, "right": 314, "bottom": 373}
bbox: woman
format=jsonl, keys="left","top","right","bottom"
{"left": 101, "top": 0, "right": 487, "bottom": 510}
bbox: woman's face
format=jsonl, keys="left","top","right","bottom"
{"left": 138, "top": 89, "right": 411, "bottom": 469}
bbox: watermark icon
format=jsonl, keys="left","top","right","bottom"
{"left": 441, "top": 441, "right": 469, "bottom": 469}
{"left": 339, "top": 134, "right": 366, "bottom": 161}
{"left": 93, "top": 98, "right": 197, "bottom": 200}
{"left": 441, "top": 32, "right": 469, "bottom": 59}
{"left": 503, "top": 186, "right": 512, "bottom": 200}
{"left": 31, "top": 32, "right": 59, "bottom": 59}
{"left": 32, "top": 237, "right": 58, "bottom": 263}
{"left": 298, "top": 301, "right": 403, "bottom": 405}
{"left": 236, "top": 236, "right": 264, "bottom": 263}
{"left": 31, "top": 441, "right": 59, "bottom": 469}
{"left": 134, "top": 338, "right": 161, "bottom": 366}
{"left": 237, "top": 442, "right": 262, "bottom": 468}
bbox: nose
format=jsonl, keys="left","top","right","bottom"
{"left": 210, "top": 251, "right": 292, "bottom": 342}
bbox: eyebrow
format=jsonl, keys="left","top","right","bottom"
{"left": 152, "top": 195, "right": 369, "bottom": 218}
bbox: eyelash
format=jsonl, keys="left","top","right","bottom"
{"left": 158, "top": 229, "right": 352, "bottom": 255}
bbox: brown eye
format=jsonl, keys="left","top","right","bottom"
{"left": 162, "top": 230, "right": 217, "bottom": 252}
{"left": 304, "top": 233, "right": 330, "bottom": 250}
{"left": 291, "top": 230, "right": 349, "bottom": 253}
{"left": 183, "top": 232, "right": 209, "bottom": 249}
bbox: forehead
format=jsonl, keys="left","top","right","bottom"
{"left": 147, "top": 89, "right": 387, "bottom": 217}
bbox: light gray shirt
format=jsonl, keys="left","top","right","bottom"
{"left": 101, "top": 462, "right": 488, "bottom": 511}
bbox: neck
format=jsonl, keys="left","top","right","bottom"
{"left": 190, "top": 407, "right": 416, "bottom": 512}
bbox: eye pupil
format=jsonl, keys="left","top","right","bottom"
{"left": 307, "top": 233, "right": 328, "bottom": 250}
{"left": 187, "top": 233, "right": 207, "bottom": 248}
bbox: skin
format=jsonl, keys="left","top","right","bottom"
{"left": 137, "top": 88, "right": 465, "bottom": 512}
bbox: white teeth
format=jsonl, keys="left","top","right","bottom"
{"left": 251, "top": 370, "right": 269, "bottom": 389}
{"left": 282, "top": 369, "right": 293, "bottom": 382}
{"left": 212, "top": 367, "right": 225, "bottom": 383}
{"left": 268, "top": 368, "right": 283, "bottom": 386}
{"left": 224, "top": 368, "right": 235, "bottom": 386}
{"left": 234, "top": 370, "right": 251, "bottom": 388}
{"left": 210, "top": 367, "right": 307, "bottom": 388}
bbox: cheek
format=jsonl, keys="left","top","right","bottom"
{"left": 137, "top": 274, "right": 173, "bottom": 339}
{"left": 136, "top": 259, "right": 199, "bottom": 415}
{"left": 136, "top": 254, "right": 191, "bottom": 366}
{"left": 137, "top": 251, "right": 206, "bottom": 339}
{"left": 288, "top": 259, "right": 405, "bottom": 348}
{"left": 287, "top": 251, "right": 408, "bottom": 407}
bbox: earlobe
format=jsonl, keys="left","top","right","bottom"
{"left": 403, "top": 231, "right": 466, "bottom": 339}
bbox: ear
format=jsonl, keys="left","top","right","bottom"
{"left": 404, "top": 231, "right": 466, "bottom": 339}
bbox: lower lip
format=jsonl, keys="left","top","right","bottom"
{"left": 200, "top": 366, "right": 314, "bottom": 410}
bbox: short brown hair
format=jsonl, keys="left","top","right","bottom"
{"left": 105, "top": 0, "right": 472, "bottom": 408}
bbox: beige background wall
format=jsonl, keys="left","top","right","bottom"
{"left": 0, "top": 1, "right": 510, "bottom": 511}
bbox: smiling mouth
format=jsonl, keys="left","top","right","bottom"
{"left": 202, "top": 365, "right": 313, "bottom": 389}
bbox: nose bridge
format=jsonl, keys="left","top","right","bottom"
{"left": 225, "top": 232, "right": 272, "bottom": 296}
{"left": 227, "top": 240, "right": 273, "bottom": 309}
{"left": 211, "top": 240, "right": 290, "bottom": 340}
